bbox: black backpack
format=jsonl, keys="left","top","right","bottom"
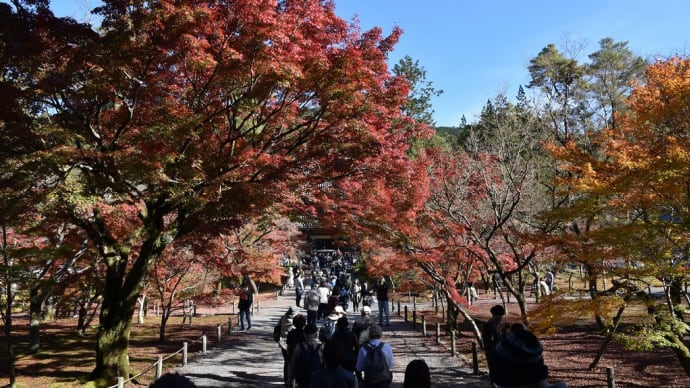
{"left": 295, "top": 342, "right": 322, "bottom": 388}
{"left": 363, "top": 342, "right": 392, "bottom": 385}
{"left": 319, "top": 319, "right": 337, "bottom": 342}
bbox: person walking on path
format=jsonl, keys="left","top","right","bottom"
{"left": 482, "top": 304, "right": 507, "bottom": 374}
{"left": 545, "top": 270, "right": 554, "bottom": 292}
{"left": 356, "top": 324, "right": 394, "bottom": 388}
{"left": 295, "top": 270, "right": 305, "bottom": 307}
{"left": 278, "top": 306, "right": 296, "bottom": 386}
{"left": 361, "top": 281, "right": 373, "bottom": 307}
{"left": 310, "top": 340, "right": 358, "bottom": 388}
{"left": 304, "top": 283, "right": 321, "bottom": 325}
{"left": 236, "top": 283, "right": 253, "bottom": 331}
{"left": 492, "top": 272, "right": 502, "bottom": 298}
{"left": 374, "top": 277, "right": 391, "bottom": 327}
{"left": 353, "top": 306, "right": 374, "bottom": 345}
{"left": 331, "top": 315, "right": 359, "bottom": 373}
{"left": 288, "top": 323, "right": 323, "bottom": 388}
{"left": 403, "top": 359, "right": 431, "bottom": 388}
{"left": 286, "top": 314, "right": 307, "bottom": 368}
{"left": 317, "top": 279, "right": 331, "bottom": 321}
{"left": 351, "top": 279, "right": 362, "bottom": 312}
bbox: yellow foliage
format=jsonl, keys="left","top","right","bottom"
{"left": 527, "top": 295, "right": 624, "bottom": 334}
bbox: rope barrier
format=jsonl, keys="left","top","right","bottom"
{"left": 105, "top": 323, "right": 225, "bottom": 387}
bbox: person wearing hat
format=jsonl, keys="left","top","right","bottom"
{"left": 353, "top": 305, "right": 374, "bottom": 345}
{"left": 319, "top": 305, "right": 344, "bottom": 342}
{"left": 489, "top": 324, "right": 567, "bottom": 388}
{"left": 482, "top": 304, "right": 508, "bottom": 368}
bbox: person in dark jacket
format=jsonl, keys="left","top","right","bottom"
{"left": 331, "top": 315, "right": 359, "bottom": 372}
{"left": 310, "top": 340, "right": 357, "bottom": 388}
{"left": 374, "top": 277, "right": 391, "bottom": 327}
{"left": 236, "top": 283, "right": 253, "bottom": 330}
{"left": 482, "top": 304, "right": 507, "bottom": 369}
{"left": 489, "top": 324, "right": 567, "bottom": 388}
{"left": 286, "top": 314, "right": 307, "bottom": 364}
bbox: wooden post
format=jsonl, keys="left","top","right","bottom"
{"left": 183, "top": 342, "right": 188, "bottom": 366}
{"left": 412, "top": 309, "right": 417, "bottom": 325}
{"left": 117, "top": 377, "right": 124, "bottom": 388}
{"left": 156, "top": 355, "right": 163, "bottom": 379}
{"left": 397, "top": 301, "right": 401, "bottom": 317}
{"left": 413, "top": 296, "right": 417, "bottom": 310}
{"left": 434, "top": 291, "right": 439, "bottom": 314}
{"left": 451, "top": 331, "right": 457, "bottom": 357}
{"left": 217, "top": 324, "right": 222, "bottom": 342}
{"left": 422, "top": 316, "right": 427, "bottom": 336}
{"left": 435, "top": 322, "right": 441, "bottom": 344}
{"left": 607, "top": 366, "right": 616, "bottom": 388}
{"left": 228, "top": 315, "right": 234, "bottom": 333}
{"left": 404, "top": 306, "right": 408, "bottom": 322}
{"left": 202, "top": 335, "right": 207, "bottom": 354}
{"left": 472, "top": 342, "right": 479, "bottom": 374}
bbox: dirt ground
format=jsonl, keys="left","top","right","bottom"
{"left": 449, "top": 295, "right": 690, "bottom": 388}
{"left": 4, "top": 289, "right": 690, "bottom": 387}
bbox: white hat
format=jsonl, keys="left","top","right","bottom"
{"left": 361, "top": 306, "right": 371, "bottom": 315}
{"left": 334, "top": 305, "right": 346, "bottom": 315}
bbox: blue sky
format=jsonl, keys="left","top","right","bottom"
{"left": 334, "top": 1, "right": 690, "bottom": 126}
{"left": 50, "top": 0, "right": 690, "bottom": 126}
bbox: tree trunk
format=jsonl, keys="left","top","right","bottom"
{"left": 589, "top": 304, "right": 625, "bottom": 370}
{"left": 3, "top": 281, "right": 17, "bottom": 387}
{"left": 669, "top": 277, "right": 684, "bottom": 320}
{"left": 501, "top": 276, "right": 529, "bottom": 320}
{"left": 91, "top": 280, "right": 136, "bottom": 383}
{"left": 90, "top": 249, "right": 152, "bottom": 383}
{"left": 445, "top": 294, "right": 459, "bottom": 333}
{"left": 159, "top": 313, "right": 170, "bottom": 343}
{"left": 417, "top": 262, "right": 482, "bottom": 343}
{"left": 28, "top": 286, "right": 43, "bottom": 353}
{"left": 88, "top": 205, "right": 168, "bottom": 384}
{"left": 668, "top": 331, "right": 690, "bottom": 379}
{"left": 448, "top": 295, "right": 483, "bottom": 346}
{"left": 77, "top": 304, "right": 88, "bottom": 336}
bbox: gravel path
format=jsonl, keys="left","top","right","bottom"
{"left": 177, "top": 288, "right": 489, "bottom": 387}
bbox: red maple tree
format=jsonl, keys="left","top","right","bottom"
{"left": 1, "top": 0, "right": 429, "bottom": 382}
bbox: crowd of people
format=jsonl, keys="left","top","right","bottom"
{"left": 270, "top": 262, "right": 437, "bottom": 388}
{"left": 275, "top": 301, "right": 432, "bottom": 388}
{"left": 148, "top": 261, "right": 566, "bottom": 388}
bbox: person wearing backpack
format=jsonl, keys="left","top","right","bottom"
{"left": 289, "top": 323, "right": 323, "bottom": 388}
{"left": 304, "top": 283, "right": 321, "bottom": 325}
{"left": 319, "top": 305, "right": 344, "bottom": 343}
{"left": 355, "top": 324, "right": 394, "bottom": 388}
